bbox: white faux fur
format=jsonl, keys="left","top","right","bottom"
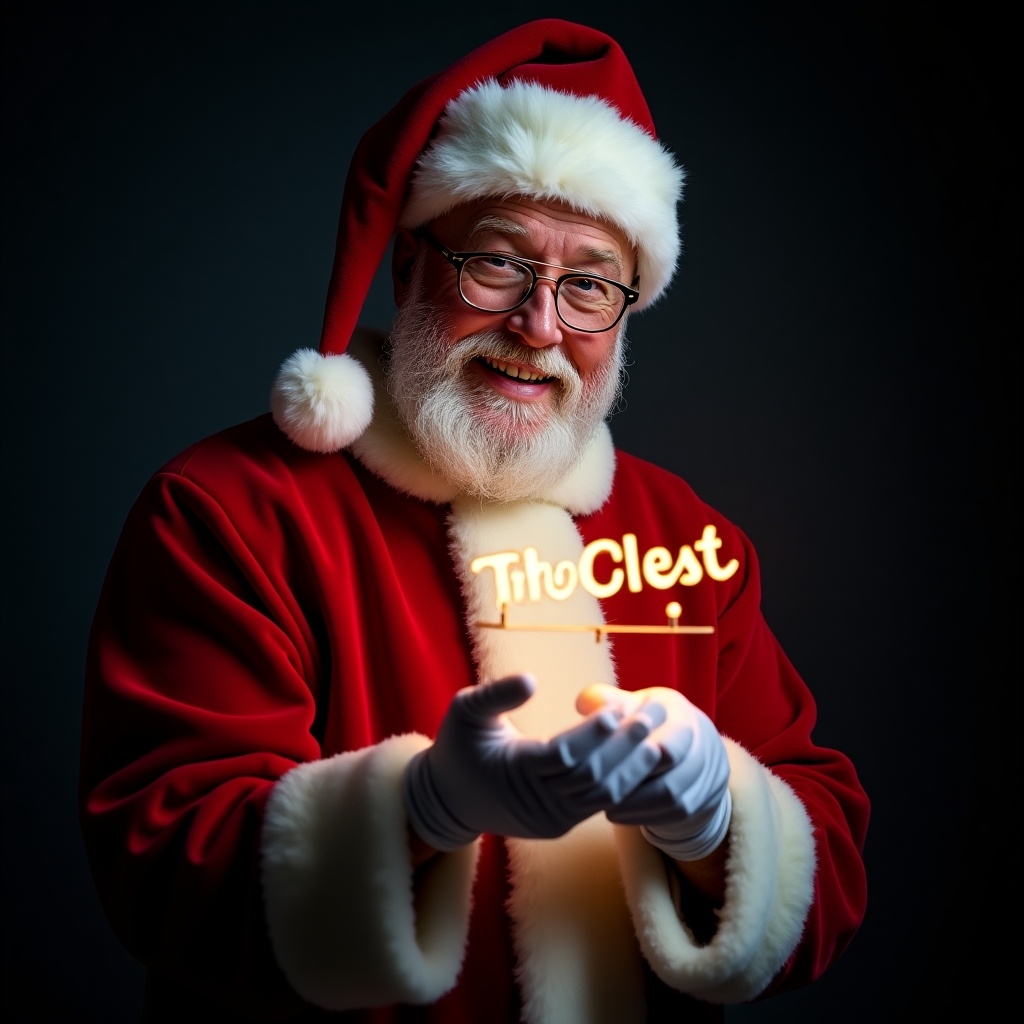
{"left": 448, "top": 498, "right": 619, "bottom": 737}
{"left": 260, "top": 734, "right": 479, "bottom": 1009}
{"left": 270, "top": 347, "right": 375, "bottom": 453}
{"left": 400, "top": 80, "right": 685, "bottom": 311}
{"left": 506, "top": 821, "right": 646, "bottom": 1024}
{"left": 615, "top": 740, "right": 817, "bottom": 1003}
{"left": 449, "top": 497, "right": 647, "bottom": 1022}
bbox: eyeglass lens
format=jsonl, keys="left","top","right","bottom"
{"left": 460, "top": 255, "right": 626, "bottom": 331}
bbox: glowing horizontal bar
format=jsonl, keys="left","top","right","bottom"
{"left": 476, "top": 603, "right": 715, "bottom": 642}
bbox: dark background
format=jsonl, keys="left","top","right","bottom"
{"left": 2, "top": 2, "right": 1018, "bottom": 1021}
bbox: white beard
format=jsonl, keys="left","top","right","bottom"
{"left": 385, "top": 274, "right": 626, "bottom": 504}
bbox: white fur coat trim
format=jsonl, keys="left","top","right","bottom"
{"left": 260, "top": 734, "right": 479, "bottom": 1009}
{"left": 450, "top": 497, "right": 645, "bottom": 1023}
{"left": 616, "top": 739, "right": 817, "bottom": 1004}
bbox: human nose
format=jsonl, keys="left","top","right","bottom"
{"left": 505, "top": 275, "right": 565, "bottom": 347}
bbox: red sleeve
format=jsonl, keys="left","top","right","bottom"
{"left": 80, "top": 467, "right": 321, "bottom": 1015}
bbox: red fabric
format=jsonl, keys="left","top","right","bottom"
{"left": 80, "top": 413, "right": 869, "bottom": 1020}
{"left": 319, "top": 19, "right": 653, "bottom": 361}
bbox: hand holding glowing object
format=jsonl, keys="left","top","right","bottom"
{"left": 403, "top": 675, "right": 666, "bottom": 850}
{"left": 576, "top": 683, "right": 732, "bottom": 862}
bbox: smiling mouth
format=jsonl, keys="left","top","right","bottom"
{"left": 478, "top": 356, "right": 557, "bottom": 384}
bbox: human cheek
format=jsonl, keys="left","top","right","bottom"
{"left": 566, "top": 334, "right": 618, "bottom": 383}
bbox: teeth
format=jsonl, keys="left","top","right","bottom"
{"left": 482, "top": 357, "right": 550, "bottom": 382}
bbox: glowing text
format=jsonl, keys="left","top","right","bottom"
{"left": 470, "top": 526, "right": 739, "bottom": 609}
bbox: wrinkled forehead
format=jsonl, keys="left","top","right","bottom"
{"left": 430, "top": 196, "right": 638, "bottom": 277}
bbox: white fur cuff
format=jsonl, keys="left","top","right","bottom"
{"left": 616, "top": 739, "right": 816, "bottom": 1003}
{"left": 260, "top": 735, "right": 479, "bottom": 1009}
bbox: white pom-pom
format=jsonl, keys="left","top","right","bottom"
{"left": 270, "top": 349, "right": 375, "bottom": 453}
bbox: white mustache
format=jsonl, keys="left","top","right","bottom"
{"left": 384, "top": 283, "right": 626, "bottom": 502}
{"left": 441, "top": 332, "right": 583, "bottom": 400}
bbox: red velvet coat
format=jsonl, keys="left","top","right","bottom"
{"left": 81, "top": 342, "right": 868, "bottom": 1022}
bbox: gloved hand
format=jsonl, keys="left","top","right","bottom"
{"left": 404, "top": 675, "right": 667, "bottom": 851}
{"left": 577, "top": 684, "right": 732, "bottom": 862}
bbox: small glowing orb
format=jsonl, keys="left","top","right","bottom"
{"left": 666, "top": 601, "right": 682, "bottom": 619}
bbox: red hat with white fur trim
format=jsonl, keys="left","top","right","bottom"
{"left": 270, "top": 19, "right": 684, "bottom": 453}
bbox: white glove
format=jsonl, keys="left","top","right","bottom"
{"left": 404, "top": 675, "right": 666, "bottom": 850}
{"left": 577, "top": 684, "right": 732, "bottom": 862}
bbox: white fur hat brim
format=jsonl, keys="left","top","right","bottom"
{"left": 399, "top": 80, "right": 684, "bottom": 311}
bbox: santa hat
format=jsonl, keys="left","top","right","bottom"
{"left": 271, "top": 19, "right": 684, "bottom": 454}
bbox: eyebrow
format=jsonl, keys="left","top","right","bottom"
{"left": 466, "top": 215, "right": 627, "bottom": 278}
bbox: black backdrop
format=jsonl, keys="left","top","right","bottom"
{"left": 2, "top": 3, "right": 1018, "bottom": 1021}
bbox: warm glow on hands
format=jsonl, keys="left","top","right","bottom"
{"left": 575, "top": 683, "right": 732, "bottom": 862}
{"left": 576, "top": 682, "right": 641, "bottom": 717}
{"left": 404, "top": 675, "right": 667, "bottom": 850}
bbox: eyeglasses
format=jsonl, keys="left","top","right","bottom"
{"left": 417, "top": 230, "right": 640, "bottom": 334}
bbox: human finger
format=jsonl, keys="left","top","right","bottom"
{"left": 456, "top": 675, "right": 537, "bottom": 722}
